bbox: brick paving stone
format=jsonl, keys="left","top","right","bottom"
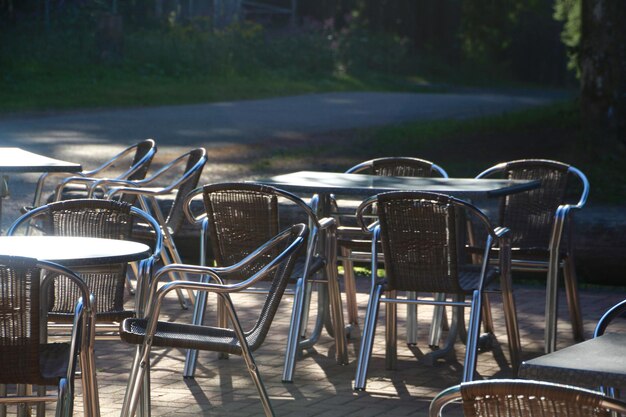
{"left": 5, "top": 280, "right": 621, "bottom": 417}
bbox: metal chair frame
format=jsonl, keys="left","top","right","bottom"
{"left": 594, "top": 298, "right": 626, "bottom": 398}
{"left": 7, "top": 199, "right": 163, "bottom": 339}
{"left": 335, "top": 157, "right": 449, "bottom": 343}
{"left": 353, "top": 191, "right": 520, "bottom": 391}
{"left": 0, "top": 256, "right": 96, "bottom": 417}
{"left": 119, "top": 225, "right": 308, "bottom": 417}
{"left": 476, "top": 159, "right": 589, "bottom": 353}
{"left": 429, "top": 379, "right": 626, "bottom": 417}
{"left": 31, "top": 139, "right": 157, "bottom": 208}
{"left": 182, "top": 182, "right": 348, "bottom": 383}
{"left": 91, "top": 148, "right": 208, "bottom": 309}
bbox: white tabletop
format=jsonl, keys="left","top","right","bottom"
{"left": 255, "top": 171, "right": 540, "bottom": 199}
{"left": 0, "top": 147, "right": 82, "bottom": 173}
{"left": 0, "top": 236, "right": 151, "bottom": 266}
{"left": 520, "top": 333, "right": 626, "bottom": 388}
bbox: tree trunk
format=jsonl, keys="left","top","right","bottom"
{"left": 579, "top": 0, "right": 626, "bottom": 144}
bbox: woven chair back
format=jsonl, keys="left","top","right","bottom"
{"left": 460, "top": 380, "right": 615, "bottom": 417}
{"left": 33, "top": 199, "right": 135, "bottom": 320}
{"left": 202, "top": 183, "right": 309, "bottom": 281}
{"left": 376, "top": 191, "right": 472, "bottom": 294}
{"left": 498, "top": 160, "right": 570, "bottom": 249}
{"left": 162, "top": 148, "right": 206, "bottom": 235}
{"left": 244, "top": 224, "right": 306, "bottom": 350}
{"left": 349, "top": 157, "right": 443, "bottom": 178}
{"left": 0, "top": 257, "right": 49, "bottom": 385}
{"left": 127, "top": 139, "right": 156, "bottom": 181}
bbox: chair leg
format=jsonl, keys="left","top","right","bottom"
{"left": 324, "top": 231, "right": 348, "bottom": 365}
{"left": 341, "top": 247, "right": 360, "bottom": 331}
{"left": 354, "top": 284, "right": 383, "bottom": 391}
{"left": 481, "top": 293, "right": 495, "bottom": 334}
{"left": 57, "top": 378, "right": 71, "bottom": 417}
{"left": 406, "top": 291, "right": 418, "bottom": 345}
{"left": 159, "top": 246, "right": 189, "bottom": 310}
{"left": 462, "top": 290, "right": 482, "bottom": 382}
{"left": 423, "top": 302, "right": 462, "bottom": 364}
{"left": 428, "top": 293, "right": 446, "bottom": 349}
{"left": 0, "top": 384, "right": 6, "bottom": 417}
{"left": 282, "top": 277, "right": 305, "bottom": 383}
{"left": 221, "top": 294, "right": 275, "bottom": 417}
{"left": 37, "top": 385, "right": 46, "bottom": 417}
{"left": 299, "top": 283, "right": 326, "bottom": 350}
{"left": 184, "top": 275, "right": 212, "bottom": 378}
{"left": 499, "top": 245, "right": 522, "bottom": 376}
{"left": 300, "top": 280, "right": 315, "bottom": 339}
{"left": 563, "top": 255, "right": 585, "bottom": 342}
{"left": 16, "top": 385, "right": 27, "bottom": 417}
{"left": 385, "top": 291, "right": 397, "bottom": 370}
{"left": 121, "top": 345, "right": 150, "bottom": 417}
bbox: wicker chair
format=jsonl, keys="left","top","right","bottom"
{"left": 476, "top": 159, "right": 589, "bottom": 352}
{"left": 119, "top": 224, "right": 308, "bottom": 417}
{"left": 334, "top": 157, "right": 449, "bottom": 340}
{"left": 182, "top": 182, "right": 348, "bottom": 383}
{"left": 353, "top": 191, "right": 520, "bottom": 391}
{"left": 92, "top": 148, "right": 208, "bottom": 309}
{"left": 0, "top": 256, "right": 95, "bottom": 417}
{"left": 429, "top": 379, "right": 626, "bottom": 417}
{"left": 7, "top": 199, "right": 162, "bottom": 338}
{"left": 30, "top": 139, "right": 157, "bottom": 208}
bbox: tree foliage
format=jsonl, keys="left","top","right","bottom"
{"left": 554, "top": 0, "right": 581, "bottom": 75}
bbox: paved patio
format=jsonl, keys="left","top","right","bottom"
{"left": 55, "top": 276, "right": 624, "bottom": 417}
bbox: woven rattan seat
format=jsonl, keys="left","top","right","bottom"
{"left": 353, "top": 191, "right": 521, "bottom": 391}
{"left": 182, "top": 182, "right": 348, "bottom": 383}
{"left": 8, "top": 199, "right": 162, "bottom": 335}
{"left": 429, "top": 379, "right": 626, "bottom": 417}
{"left": 119, "top": 224, "right": 308, "bottom": 417}
{"left": 476, "top": 159, "right": 589, "bottom": 351}
{"left": 0, "top": 256, "right": 94, "bottom": 417}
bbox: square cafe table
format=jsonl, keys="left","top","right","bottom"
{"left": 520, "top": 333, "right": 626, "bottom": 390}
{"left": 0, "top": 147, "right": 82, "bottom": 227}
{"left": 254, "top": 170, "right": 540, "bottom": 342}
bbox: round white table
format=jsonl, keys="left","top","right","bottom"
{"left": 0, "top": 235, "right": 151, "bottom": 417}
{"left": 0, "top": 235, "right": 151, "bottom": 266}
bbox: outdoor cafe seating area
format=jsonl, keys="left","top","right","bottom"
{"left": 0, "top": 143, "right": 625, "bottom": 417}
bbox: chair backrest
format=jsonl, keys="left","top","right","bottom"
{"left": 239, "top": 223, "right": 308, "bottom": 350}
{"left": 594, "top": 299, "right": 626, "bottom": 337}
{"left": 190, "top": 183, "right": 316, "bottom": 277}
{"left": 0, "top": 255, "right": 90, "bottom": 386}
{"left": 476, "top": 159, "right": 589, "bottom": 248}
{"left": 357, "top": 191, "right": 496, "bottom": 293}
{"left": 346, "top": 157, "right": 448, "bottom": 178}
{"left": 162, "top": 148, "right": 207, "bottom": 234}
{"left": 8, "top": 199, "right": 161, "bottom": 319}
{"left": 429, "top": 379, "right": 626, "bottom": 417}
{"left": 125, "top": 139, "right": 158, "bottom": 181}
{"left": 0, "top": 256, "right": 46, "bottom": 385}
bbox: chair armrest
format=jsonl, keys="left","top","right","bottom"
{"left": 594, "top": 299, "right": 626, "bottom": 337}
{"left": 182, "top": 187, "right": 205, "bottom": 224}
{"left": 318, "top": 216, "right": 336, "bottom": 231}
{"left": 88, "top": 178, "right": 141, "bottom": 197}
{"left": 428, "top": 384, "right": 462, "bottom": 417}
{"left": 142, "top": 225, "right": 306, "bottom": 316}
{"left": 106, "top": 186, "right": 171, "bottom": 199}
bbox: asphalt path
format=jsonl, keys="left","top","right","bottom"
{"left": 1, "top": 90, "right": 569, "bottom": 149}
{"left": 0, "top": 90, "right": 568, "bottom": 228}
